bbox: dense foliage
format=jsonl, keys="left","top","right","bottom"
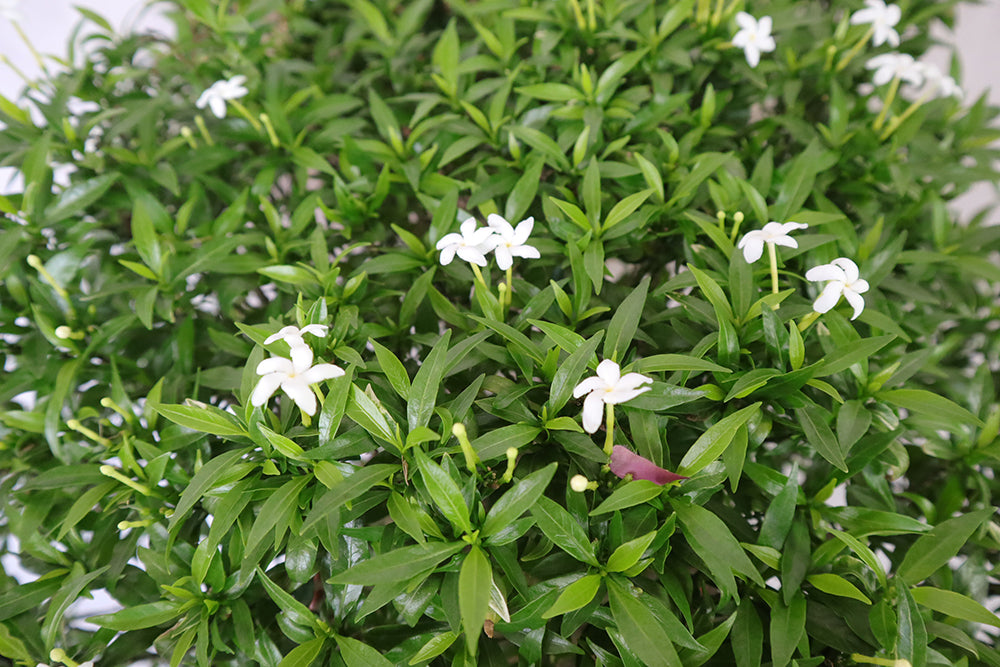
{"left": 2, "top": 0, "right": 1000, "bottom": 665}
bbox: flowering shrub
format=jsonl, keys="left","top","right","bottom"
{"left": 1, "top": 1, "right": 1000, "bottom": 665}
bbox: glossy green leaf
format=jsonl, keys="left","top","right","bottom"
{"left": 678, "top": 403, "right": 761, "bottom": 476}
{"left": 482, "top": 462, "right": 556, "bottom": 539}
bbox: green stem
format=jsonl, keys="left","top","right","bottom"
{"left": 797, "top": 310, "right": 821, "bottom": 332}
{"left": 230, "top": 99, "right": 263, "bottom": 131}
{"left": 603, "top": 403, "right": 615, "bottom": 456}
{"left": 767, "top": 242, "right": 779, "bottom": 295}
{"left": 470, "top": 263, "right": 489, "bottom": 291}
{"left": 835, "top": 26, "right": 875, "bottom": 73}
{"left": 879, "top": 91, "right": 932, "bottom": 141}
{"left": 505, "top": 267, "right": 513, "bottom": 309}
{"left": 873, "top": 76, "right": 900, "bottom": 132}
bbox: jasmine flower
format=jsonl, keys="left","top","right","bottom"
{"left": 485, "top": 214, "right": 540, "bottom": 271}
{"left": 251, "top": 347, "right": 344, "bottom": 416}
{"left": 805, "top": 257, "right": 870, "bottom": 320}
{"left": 850, "top": 0, "right": 901, "bottom": 48}
{"left": 573, "top": 360, "right": 652, "bottom": 435}
{"left": 196, "top": 75, "right": 248, "bottom": 119}
{"left": 436, "top": 218, "right": 494, "bottom": 267}
{"left": 732, "top": 12, "right": 776, "bottom": 68}
{"left": 737, "top": 221, "right": 808, "bottom": 263}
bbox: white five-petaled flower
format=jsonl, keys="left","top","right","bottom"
{"left": 914, "top": 62, "right": 963, "bottom": 100}
{"left": 850, "top": 0, "right": 902, "bottom": 48}
{"left": 805, "top": 257, "right": 871, "bottom": 320}
{"left": 486, "top": 214, "right": 540, "bottom": 271}
{"left": 264, "top": 324, "right": 328, "bottom": 367}
{"left": 866, "top": 53, "right": 922, "bottom": 86}
{"left": 732, "top": 12, "right": 776, "bottom": 68}
{"left": 436, "top": 218, "right": 495, "bottom": 267}
{"left": 196, "top": 75, "right": 248, "bottom": 119}
{"left": 737, "top": 221, "right": 809, "bottom": 264}
{"left": 572, "top": 360, "right": 653, "bottom": 434}
{"left": 251, "top": 346, "right": 345, "bottom": 416}
{"left": 0, "top": 0, "right": 21, "bottom": 22}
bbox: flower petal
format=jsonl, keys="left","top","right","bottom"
{"left": 739, "top": 236, "right": 765, "bottom": 263}
{"left": 510, "top": 244, "right": 540, "bottom": 260}
{"left": 493, "top": 244, "right": 513, "bottom": 271}
{"left": 250, "top": 373, "right": 284, "bottom": 407}
{"left": 735, "top": 11, "right": 756, "bottom": 30}
{"left": 831, "top": 257, "right": 860, "bottom": 283}
{"left": 256, "top": 357, "right": 294, "bottom": 376}
{"left": 513, "top": 217, "right": 534, "bottom": 244}
{"left": 603, "top": 383, "right": 652, "bottom": 405}
{"left": 805, "top": 263, "right": 846, "bottom": 283}
{"left": 596, "top": 359, "right": 621, "bottom": 385}
{"left": 609, "top": 446, "right": 687, "bottom": 485}
{"left": 281, "top": 378, "right": 317, "bottom": 415}
{"left": 300, "top": 324, "right": 329, "bottom": 338}
{"left": 290, "top": 345, "right": 315, "bottom": 373}
{"left": 843, "top": 289, "right": 866, "bottom": 320}
{"left": 850, "top": 278, "right": 870, "bottom": 295}
{"left": 813, "top": 282, "right": 845, "bottom": 314}
{"left": 436, "top": 233, "right": 462, "bottom": 250}
{"left": 581, "top": 392, "right": 605, "bottom": 433}
{"left": 299, "top": 363, "right": 346, "bottom": 384}
{"left": 438, "top": 245, "right": 457, "bottom": 265}
{"left": 456, "top": 246, "right": 488, "bottom": 267}
{"left": 573, "top": 376, "right": 605, "bottom": 398}
{"left": 486, "top": 213, "right": 514, "bottom": 236}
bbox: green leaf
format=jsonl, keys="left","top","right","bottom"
{"left": 806, "top": 573, "right": 871, "bottom": 604}
{"left": 470, "top": 424, "right": 541, "bottom": 461}
{"left": 329, "top": 541, "right": 464, "bottom": 585}
{"left": 677, "top": 403, "right": 761, "bottom": 476}
{"left": 732, "top": 598, "right": 763, "bottom": 667}
{"left": 459, "top": 545, "right": 491, "bottom": 655}
{"left": 898, "top": 510, "right": 994, "bottom": 585}
{"left": 815, "top": 335, "right": 895, "bottom": 376}
{"left": 604, "top": 275, "right": 650, "bottom": 360}
{"left": 408, "top": 631, "right": 459, "bottom": 665}
{"left": 516, "top": 82, "right": 582, "bottom": 102}
{"left": 631, "top": 353, "right": 732, "bottom": 374}
{"left": 408, "top": 330, "right": 451, "bottom": 432}
{"left": 241, "top": 476, "right": 310, "bottom": 571}
{"left": 549, "top": 196, "right": 592, "bottom": 233}
{"left": 758, "top": 466, "right": 798, "bottom": 550}
{"left": 542, "top": 574, "right": 602, "bottom": 619}
{"left": 589, "top": 480, "right": 663, "bottom": 515}
{"left": 724, "top": 369, "right": 781, "bottom": 401}
{"left": 549, "top": 331, "right": 603, "bottom": 415}
{"left": 529, "top": 318, "right": 586, "bottom": 353}
{"left": 602, "top": 188, "right": 653, "bottom": 232}
{"left": 89, "top": 601, "right": 187, "bottom": 631}
{"left": 769, "top": 593, "right": 806, "bottom": 667}
{"left": 606, "top": 531, "right": 657, "bottom": 573}
{"left": 414, "top": 448, "right": 472, "bottom": 534}
{"left": 634, "top": 154, "right": 664, "bottom": 203}
{"left": 45, "top": 173, "right": 119, "bottom": 223}
{"left": 897, "top": 583, "right": 928, "bottom": 667}
{"left": 277, "top": 637, "right": 326, "bottom": 667}
{"left": 687, "top": 265, "right": 733, "bottom": 322}
{"left": 257, "top": 424, "right": 306, "bottom": 460}
{"left": 837, "top": 399, "right": 871, "bottom": 453}
{"left": 154, "top": 402, "right": 248, "bottom": 437}
{"left": 257, "top": 567, "right": 321, "bottom": 630}
{"left": 607, "top": 577, "right": 682, "bottom": 666}
{"left": 336, "top": 635, "right": 394, "bottom": 667}
{"left": 346, "top": 384, "right": 400, "bottom": 448}
{"left": 257, "top": 264, "right": 318, "bottom": 285}
{"left": 530, "top": 495, "right": 598, "bottom": 566}
{"left": 432, "top": 19, "right": 459, "bottom": 97}
{"left": 169, "top": 448, "right": 253, "bottom": 532}
{"left": 673, "top": 501, "right": 764, "bottom": 600}
{"left": 481, "top": 463, "right": 556, "bottom": 539}
{"left": 303, "top": 464, "right": 399, "bottom": 534}
{"left": 910, "top": 587, "right": 1000, "bottom": 628}
{"left": 42, "top": 563, "right": 107, "bottom": 651}
{"left": 795, "top": 405, "right": 848, "bottom": 471}
{"left": 879, "top": 388, "right": 985, "bottom": 428}
{"left": 130, "top": 190, "right": 166, "bottom": 274}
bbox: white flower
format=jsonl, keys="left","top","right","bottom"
{"left": 435, "top": 218, "right": 494, "bottom": 267}
{"left": 485, "top": 214, "right": 540, "bottom": 270}
{"left": 569, "top": 474, "right": 590, "bottom": 492}
{"left": 264, "top": 324, "right": 328, "bottom": 367}
{"left": 805, "top": 257, "right": 870, "bottom": 320}
{"left": 737, "top": 221, "right": 809, "bottom": 263}
{"left": 195, "top": 75, "right": 248, "bottom": 119}
{"left": 732, "top": 13, "right": 776, "bottom": 68}
{"left": 913, "top": 62, "right": 963, "bottom": 100}
{"left": 850, "top": 0, "right": 901, "bottom": 48}
{"left": 866, "top": 53, "right": 922, "bottom": 86}
{"left": 572, "top": 360, "right": 653, "bottom": 434}
{"left": 0, "top": 0, "right": 21, "bottom": 22}
{"left": 250, "top": 347, "right": 344, "bottom": 416}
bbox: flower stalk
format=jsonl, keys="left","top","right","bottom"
{"left": 453, "top": 422, "right": 480, "bottom": 473}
